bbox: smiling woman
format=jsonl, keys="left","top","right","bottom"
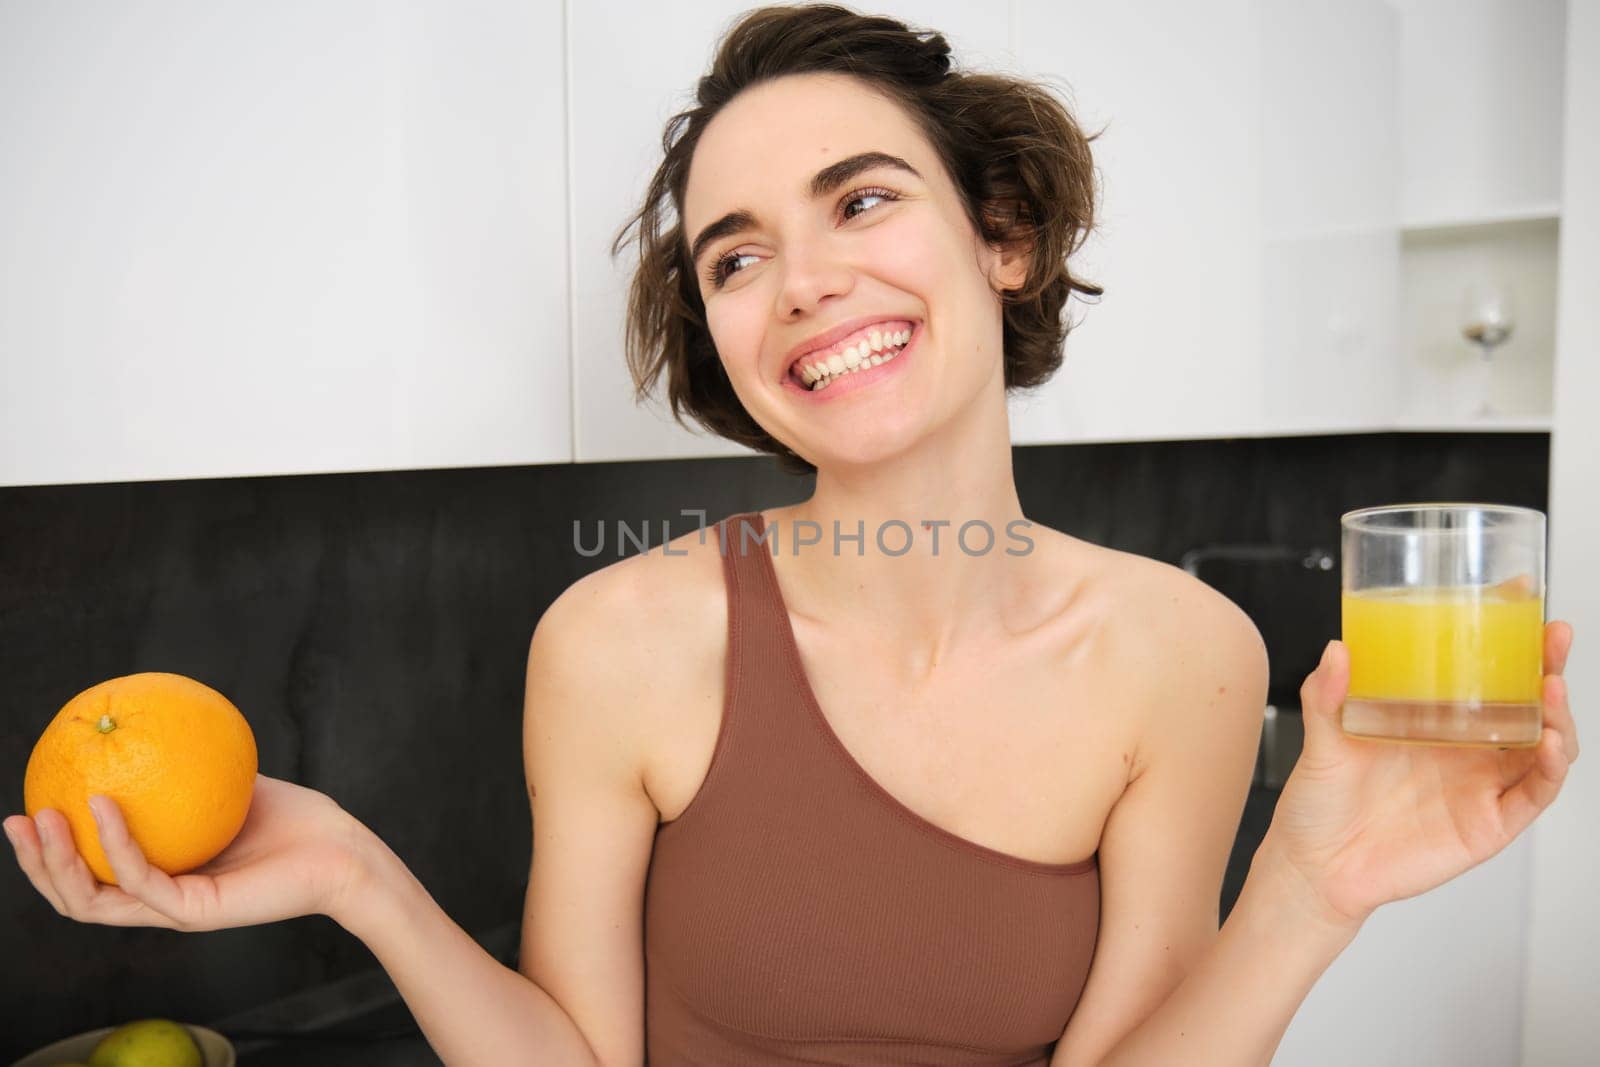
{"left": 585, "top": 6, "right": 1575, "bottom": 1066}
{"left": 610, "top": 3, "right": 1102, "bottom": 475}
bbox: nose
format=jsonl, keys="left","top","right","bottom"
{"left": 775, "top": 233, "right": 855, "bottom": 320}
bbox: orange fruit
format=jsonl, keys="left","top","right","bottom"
{"left": 24, "top": 672, "right": 257, "bottom": 886}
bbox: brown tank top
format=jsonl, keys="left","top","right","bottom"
{"left": 642, "top": 511, "right": 1101, "bottom": 1065}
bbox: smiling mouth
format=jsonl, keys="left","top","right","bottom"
{"left": 787, "top": 321, "right": 918, "bottom": 390}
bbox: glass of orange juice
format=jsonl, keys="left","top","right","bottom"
{"left": 1340, "top": 503, "right": 1546, "bottom": 747}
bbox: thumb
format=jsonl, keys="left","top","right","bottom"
{"left": 1300, "top": 639, "right": 1351, "bottom": 748}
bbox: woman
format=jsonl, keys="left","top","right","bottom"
{"left": 4, "top": 5, "right": 1580, "bottom": 1065}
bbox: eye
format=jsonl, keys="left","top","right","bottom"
{"left": 841, "top": 186, "right": 898, "bottom": 221}
{"left": 707, "top": 251, "right": 760, "bottom": 288}
{"left": 703, "top": 185, "right": 902, "bottom": 290}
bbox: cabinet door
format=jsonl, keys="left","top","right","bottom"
{"left": 1396, "top": 0, "right": 1566, "bottom": 226}
{"left": 1259, "top": 0, "right": 1401, "bottom": 434}
{"left": 1009, "top": 0, "right": 1264, "bottom": 445}
{"left": 0, "top": 0, "right": 570, "bottom": 487}
{"left": 571, "top": 0, "right": 1014, "bottom": 462}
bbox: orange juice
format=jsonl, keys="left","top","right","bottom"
{"left": 1341, "top": 582, "right": 1544, "bottom": 747}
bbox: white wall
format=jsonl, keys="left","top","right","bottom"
{"left": 1278, "top": 836, "right": 1532, "bottom": 1065}
{"left": 1521, "top": 2, "right": 1600, "bottom": 1062}
{"left": 1396, "top": 218, "right": 1561, "bottom": 422}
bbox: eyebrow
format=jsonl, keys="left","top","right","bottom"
{"left": 687, "top": 150, "right": 923, "bottom": 268}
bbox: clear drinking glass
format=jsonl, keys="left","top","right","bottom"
{"left": 1459, "top": 281, "right": 1516, "bottom": 418}
{"left": 1340, "top": 503, "right": 1546, "bottom": 747}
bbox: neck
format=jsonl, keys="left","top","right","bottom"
{"left": 768, "top": 372, "right": 1037, "bottom": 679}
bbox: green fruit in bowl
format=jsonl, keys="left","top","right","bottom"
{"left": 86, "top": 1019, "right": 203, "bottom": 1067}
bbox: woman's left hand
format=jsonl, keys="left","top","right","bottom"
{"left": 1262, "top": 621, "right": 1578, "bottom": 930}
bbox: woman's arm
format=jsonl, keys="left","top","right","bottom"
{"left": 1059, "top": 619, "right": 1576, "bottom": 1067}
{"left": 1090, "top": 832, "right": 1360, "bottom": 1067}
{"left": 324, "top": 568, "right": 671, "bottom": 1067}
{"left": 331, "top": 829, "right": 601, "bottom": 1066}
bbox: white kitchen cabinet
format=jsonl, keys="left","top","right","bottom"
{"left": 1, "top": 2, "right": 1570, "bottom": 488}
{"left": 1257, "top": 0, "right": 1402, "bottom": 436}
{"left": 570, "top": 1, "right": 1018, "bottom": 462}
{"left": 0, "top": 0, "right": 570, "bottom": 488}
{"left": 1008, "top": 0, "right": 1264, "bottom": 445}
{"left": 1393, "top": 0, "right": 1567, "bottom": 228}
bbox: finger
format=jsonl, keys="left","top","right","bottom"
{"left": 1498, "top": 725, "right": 1570, "bottom": 840}
{"left": 1544, "top": 620, "right": 1573, "bottom": 678}
{"left": 33, "top": 808, "right": 110, "bottom": 919}
{"left": 12, "top": 810, "right": 188, "bottom": 929}
{"left": 1544, "top": 673, "right": 1579, "bottom": 764}
{"left": 1490, "top": 573, "right": 1538, "bottom": 600}
{"left": 4, "top": 814, "right": 71, "bottom": 918}
{"left": 1299, "top": 639, "right": 1350, "bottom": 747}
{"left": 86, "top": 795, "right": 201, "bottom": 930}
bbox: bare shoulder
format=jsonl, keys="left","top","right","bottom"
{"left": 1101, "top": 543, "right": 1265, "bottom": 652}
{"left": 538, "top": 521, "right": 727, "bottom": 650}
{"left": 1029, "top": 525, "right": 1265, "bottom": 655}
{"left": 531, "top": 521, "right": 730, "bottom": 784}
{"left": 1118, "top": 546, "right": 1269, "bottom": 775}
{"left": 1032, "top": 528, "right": 1269, "bottom": 778}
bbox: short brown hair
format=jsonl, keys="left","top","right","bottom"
{"left": 610, "top": 3, "right": 1102, "bottom": 476}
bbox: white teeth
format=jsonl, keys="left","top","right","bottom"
{"left": 796, "top": 326, "right": 915, "bottom": 383}
{"left": 806, "top": 331, "right": 908, "bottom": 390}
{"left": 796, "top": 324, "right": 914, "bottom": 389}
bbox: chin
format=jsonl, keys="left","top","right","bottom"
{"left": 807, "top": 429, "right": 924, "bottom": 472}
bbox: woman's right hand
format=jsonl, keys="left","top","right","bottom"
{"left": 3, "top": 773, "right": 372, "bottom": 933}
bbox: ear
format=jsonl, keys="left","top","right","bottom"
{"left": 980, "top": 199, "right": 1033, "bottom": 293}
{"left": 990, "top": 238, "right": 1031, "bottom": 293}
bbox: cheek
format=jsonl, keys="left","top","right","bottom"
{"left": 705, "top": 302, "right": 765, "bottom": 380}
{"left": 873, "top": 213, "right": 992, "bottom": 313}
{"left": 872, "top": 221, "right": 947, "bottom": 291}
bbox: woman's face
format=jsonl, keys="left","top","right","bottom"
{"left": 682, "top": 72, "right": 1025, "bottom": 471}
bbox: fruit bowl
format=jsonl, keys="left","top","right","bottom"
{"left": 10, "top": 1023, "right": 235, "bottom": 1067}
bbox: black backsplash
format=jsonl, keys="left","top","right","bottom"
{"left": 0, "top": 432, "right": 1549, "bottom": 1057}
